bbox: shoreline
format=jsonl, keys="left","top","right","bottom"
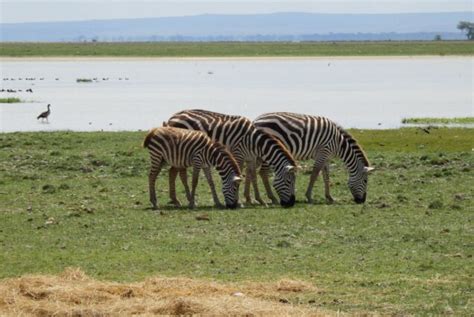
{"left": 1, "top": 55, "right": 472, "bottom": 62}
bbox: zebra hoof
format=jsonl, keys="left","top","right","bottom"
{"left": 168, "top": 200, "right": 182, "bottom": 207}
{"left": 325, "top": 196, "right": 335, "bottom": 204}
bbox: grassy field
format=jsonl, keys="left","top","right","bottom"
{"left": 1, "top": 41, "right": 473, "bottom": 57}
{"left": 0, "top": 128, "right": 473, "bottom": 315}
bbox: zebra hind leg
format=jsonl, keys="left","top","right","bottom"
{"left": 149, "top": 160, "right": 164, "bottom": 210}
{"left": 168, "top": 167, "right": 182, "bottom": 207}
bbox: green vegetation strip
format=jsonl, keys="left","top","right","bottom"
{"left": 76, "top": 78, "right": 93, "bottom": 83}
{"left": 0, "top": 97, "right": 21, "bottom": 103}
{"left": 402, "top": 117, "right": 474, "bottom": 124}
{"left": 0, "top": 128, "right": 473, "bottom": 315}
{"left": 0, "top": 41, "right": 473, "bottom": 57}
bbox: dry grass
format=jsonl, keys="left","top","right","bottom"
{"left": 0, "top": 268, "right": 336, "bottom": 316}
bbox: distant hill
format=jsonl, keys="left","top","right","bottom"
{"left": 1, "top": 12, "right": 471, "bottom": 42}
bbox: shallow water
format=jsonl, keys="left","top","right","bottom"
{"left": 1, "top": 57, "right": 472, "bottom": 132}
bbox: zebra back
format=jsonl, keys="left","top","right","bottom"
{"left": 167, "top": 109, "right": 252, "bottom": 155}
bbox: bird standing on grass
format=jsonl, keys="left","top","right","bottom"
{"left": 37, "top": 104, "right": 51, "bottom": 122}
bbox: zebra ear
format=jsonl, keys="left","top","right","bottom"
{"left": 233, "top": 176, "right": 242, "bottom": 183}
{"left": 364, "top": 166, "right": 375, "bottom": 173}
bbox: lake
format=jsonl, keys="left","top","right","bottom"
{"left": 0, "top": 57, "right": 472, "bottom": 132}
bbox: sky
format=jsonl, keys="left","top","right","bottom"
{"left": 1, "top": 0, "right": 472, "bottom": 24}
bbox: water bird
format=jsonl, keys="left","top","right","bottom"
{"left": 37, "top": 104, "right": 51, "bottom": 122}
{"left": 26, "top": 88, "right": 33, "bottom": 93}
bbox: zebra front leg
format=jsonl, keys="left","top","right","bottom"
{"left": 322, "top": 164, "right": 334, "bottom": 204}
{"left": 203, "top": 167, "right": 224, "bottom": 208}
{"left": 168, "top": 167, "right": 182, "bottom": 207}
{"left": 259, "top": 163, "right": 279, "bottom": 205}
{"left": 148, "top": 160, "right": 164, "bottom": 210}
{"left": 248, "top": 161, "right": 266, "bottom": 206}
{"left": 189, "top": 166, "right": 201, "bottom": 209}
{"left": 178, "top": 168, "right": 192, "bottom": 205}
{"left": 305, "top": 160, "right": 325, "bottom": 204}
{"left": 243, "top": 163, "right": 253, "bottom": 205}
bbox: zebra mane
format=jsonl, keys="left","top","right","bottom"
{"left": 337, "top": 126, "right": 370, "bottom": 167}
{"left": 210, "top": 141, "right": 241, "bottom": 173}
{"left": 256, "top": 129, "right": 296, "bottom": 166}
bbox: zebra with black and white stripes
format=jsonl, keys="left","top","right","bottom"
{"left": 143, "top": 126, "right": 242, "bottom": 210}
{"left": 252, "top": 112, "right": 374, "bottom": 204}
{"left": 166, "top": 109, "right": 297, "bottom": 207}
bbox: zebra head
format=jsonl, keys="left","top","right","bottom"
{"left": 222, "top": 175, "right": 242, "bottom": 209}
{"left": 348, "top": 166, "right": 374, "bottom": 204}
{"left": 273, "top": 165, "right": 297, "bottom": 207}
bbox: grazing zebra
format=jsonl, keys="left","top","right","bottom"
{"left": 143, "top": 127, "right": 242, "bottom": 210}
{"left": 252, "top": 112, "right": 374, "bottom": 204}
{"left": 166, "top": 109, "right": 297, "bottom": 207}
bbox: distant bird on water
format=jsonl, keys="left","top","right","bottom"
{"left": 37, "top": 104, "right": 51, "bottom": 122}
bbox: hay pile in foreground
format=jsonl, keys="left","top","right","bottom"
{"left": 0, "top": 268, "right": 330, "bottom": 316}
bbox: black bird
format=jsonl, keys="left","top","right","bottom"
{"left": 37, "top": 104, "right": 51, "bottom": 122}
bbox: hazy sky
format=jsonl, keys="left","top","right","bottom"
{"left": 1, "top": 0, "right": 472, "bottom": 23}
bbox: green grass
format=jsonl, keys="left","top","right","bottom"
{"left": 0, "top": 41, "right": 473, "bottom": 57}
{"left": 0, "top": 97, "right": 21, "bottom": 103}
{"left": 402, "top": 117, "right": 474, "bottom": 125}
{"left": 0, "top": 128, "right": 473, "bottom": 315}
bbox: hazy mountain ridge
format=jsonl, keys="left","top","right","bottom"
{"left": 1, "top": 12, "right": 471, "bottom": 42}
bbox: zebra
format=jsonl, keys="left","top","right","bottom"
{"left": 252, "top": 112, "right": 374, "bottom": 204}
{"left": 165, "top": 109, "right": 297, "bottom": 207}
{"left": 143, "top": 127, "right": 242, "bottom": 210}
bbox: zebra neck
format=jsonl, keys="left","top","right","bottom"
{"left": 253, "top": 129, "right": 293, "bottom": 170}
{"left": 209, "top": 146, "right": 238, "bottom": 179}
{"left": 337, "top": 137, "right": 366, "bottom": 176}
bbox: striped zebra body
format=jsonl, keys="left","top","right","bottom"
{"left": 166, "top": 109, "right": 297, "bottom": 207}
{"left": 253, "top": 112, "right": 373, "bottom": 204}
{"left": 143, "top": 127, "right": 242, "bottom": 209}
